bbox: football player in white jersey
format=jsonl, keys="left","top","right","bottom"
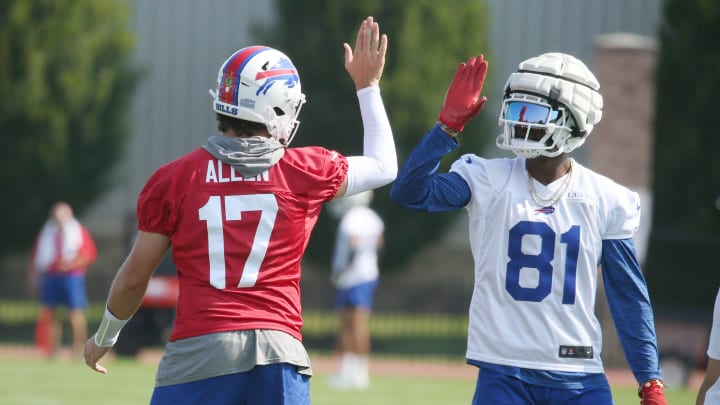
{"left": 327, "top": 190, "right": 384, "bottom": 390}
{"left": 391, "top": 53, "right": 667, "bottom": 404}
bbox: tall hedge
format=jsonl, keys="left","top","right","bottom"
{"left": 259, "top": 1, "right": 493, "bottom": 269}
{"left": 645, "top": 0, "right": 720, "bottom": 309}
{"left": 0, "top": 0, "right": 138, "bottom": 257}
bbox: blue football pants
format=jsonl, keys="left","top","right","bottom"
{"left": 150, "top": 363, "right": 310, "bottom": 405}
{"left": 472, "top": 367, "right": 614, "bottom": 405}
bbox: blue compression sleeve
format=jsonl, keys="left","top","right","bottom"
{"left": 390, "top": 125, "right": 471, "bottom": 211}
{"left": 601, "top": 239, "right": 663, "bottom": 384}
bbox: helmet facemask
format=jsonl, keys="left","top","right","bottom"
{"left": 497, "top": 94, "right": 578, "bottom": 158}
{"left": 263, "top": 89, "right": 306, "bottom": 146}
{"left": 496, "top": 53, "right": 603, "bottom": 158}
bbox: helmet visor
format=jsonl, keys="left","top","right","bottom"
{"left": 504, "top": 101, "right": 560, "bottom": 125}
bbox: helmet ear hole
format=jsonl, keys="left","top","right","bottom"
{"left": 273, "top": 107, "right": 285, "bottom": 116}
{"left": 565, "top": 114, "right": 583, "bottom": 138}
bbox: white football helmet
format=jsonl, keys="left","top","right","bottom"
{"left": 496, "top": 52, "right": 604, "bottom": 158}
{"left": 210, "top": 46, "right": 307, "bottom": 145}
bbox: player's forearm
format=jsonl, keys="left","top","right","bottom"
{"left": 601, "top": 239, "right": 663, "bottom": 383}
{"left": 359, "top": 86, "right": 396, "bottom": 175}
{"left": 104, "top": 230, "right": 170, "bottom": 320}
{"left": 91, "top": 263, "right": 150, "bottom": 347}
{"left": 344, "top": 86, "right": 397, "bottom": 195}
{"left": 106, "top": 265, "right": 151, "bottom": 320}
{"left": 391, "top": 125, "right": 452, "bottom": 205}
{"left": 90, "top": 261, "right": 147, "bottom": 347}
{"left": 391, "top": 125, "right": 470, "bottom": 211}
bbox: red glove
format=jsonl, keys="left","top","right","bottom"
{"left": 438, "top": 54, "right": 489, "bottom": 132}
{"left": 638, "top": 379, "right": 667, "bottom": 405}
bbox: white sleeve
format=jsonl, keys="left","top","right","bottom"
{"left": 603, "top": 186, "right": 641, "bottom": 240}
{"left": 344, "top": 86, "right": 397, "bottom": 196}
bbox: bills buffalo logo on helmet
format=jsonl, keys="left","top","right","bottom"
{"left": 256, "top": 59, "right": 299, "bottom": 96}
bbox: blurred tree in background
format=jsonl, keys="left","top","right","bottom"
{"left": 0, "top": 0, "right": 138, "bottom": 257}
{"left": 646, "top": 0, "right": 720, "bottom": 309}
{"left": 260, "top": 0, "right": 493, "bottom": 269}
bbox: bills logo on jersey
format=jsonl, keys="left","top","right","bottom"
{"left": 255, "top": 58, "right": 299, "bottom": 96}
{"left": 534, "top": 206, "right": 555, "bottom": 215}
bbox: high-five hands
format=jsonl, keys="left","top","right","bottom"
{"left": 438, "top": 55, "right": 489, "bottom": 134}
{"left": 344, "top": 16, "right": 388, "bottom": 90}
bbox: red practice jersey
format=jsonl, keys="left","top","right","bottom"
{"left": 137, "top": 146, "right": 348, "bottom": 341}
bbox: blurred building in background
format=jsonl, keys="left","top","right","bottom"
{"left": 86, "top": 0, "right": 663, "bottom": 229}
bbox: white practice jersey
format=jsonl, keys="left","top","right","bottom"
{"left": 331, "top": 206, "right": 384, "bottom": 289}
{"left": 450, "top": 155, "right": 641, "bottom": 373}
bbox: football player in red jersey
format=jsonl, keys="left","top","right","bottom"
{"left": 29, "top": 202, "right": 98, "bottom": 358}
{"left": 84, "top": 16, "right": 395, "bottom": 405}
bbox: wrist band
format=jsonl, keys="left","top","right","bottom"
{"left": 637, "top": 378, "right": 665, "bottom": 398}
{"left": 93, "top": 305, "right": 129, "bottom": 347}
{"left": 437, "top": 122, "right": 460, "bottom": 137}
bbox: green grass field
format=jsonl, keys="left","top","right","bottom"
{"left": 0, "top": 356, "right": 697, "bottom": 405}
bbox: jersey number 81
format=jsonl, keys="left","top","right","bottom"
{"left": 506, "top": 220, "right": 580, "bottom": 304}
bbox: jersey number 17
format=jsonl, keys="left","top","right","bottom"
{"left": 198, "top": 194, "right": 278, "bottom": 289}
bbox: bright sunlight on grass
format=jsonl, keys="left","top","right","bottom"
{"left": 0, "top": 353, "right": 699, "bottom": 405}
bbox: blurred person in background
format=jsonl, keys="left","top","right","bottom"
{"left": 391, "top": 52, "right": 667, "bottom": 404}
{"left": 83, "top": 16, "right": 396, "bottom": 405}
{"left": 327, "top": 190, "right": 384, "bottom": 390}
{"left": 28, "top": 201, "right": 97, "bottom": 358}
{"left": 696, "top": 287, "right": 720, "bottom": 404}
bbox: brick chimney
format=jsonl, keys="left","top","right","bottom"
{"left": 589, "top": 33, "right": 657, "bottom": 264}
{"left": 589, "top": 33, "right": 657, "bottom": 188}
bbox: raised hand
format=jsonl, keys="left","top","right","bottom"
{"left": 344, "top": 16, "right": 388, "bottom": 90}
{"left": 438, "top": 55, "right": 489, "bottom": 133}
